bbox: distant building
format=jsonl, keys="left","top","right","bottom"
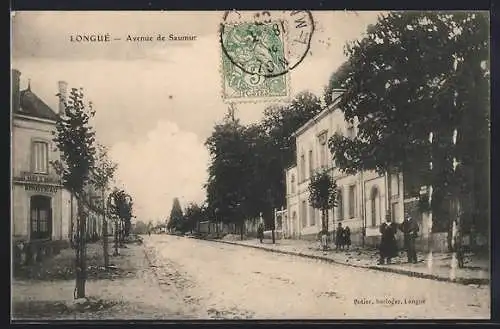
{"left": 283, "top": 89, "right": 446, "bottom": 251}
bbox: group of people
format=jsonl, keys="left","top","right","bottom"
{"left": 334, "top": 223, "right": 351, "bottom": 250}
{"left": 379, "top": 215, "right": 419, "bottom": 265}
{"left": 256, "top": 213, "right": 421, "bottom": 265}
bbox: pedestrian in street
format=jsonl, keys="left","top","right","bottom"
{"left": 343, "top": 226, "right": 351, "bottom": 251}
{"left": 335, "top": 222, "right": 344, "bottom": 250}
{"left": 399, "top": 216, "right": 419, "bottom": 263}
{"left": 378, "top": 215, "right": 398, "bottom": 265}
{"left": 257, "top": 222, "right": 264, "bottom": 243}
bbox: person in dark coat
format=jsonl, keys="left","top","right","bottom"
{"left": 400, "top": 216, "right": 419, "bottom": 263}
{"left": 257, "top": 222, "right": 264, "bottom": 243}
{"left": 335, "top": 222, "right": 344, "bottom": 250}
{"left": 379, "top": 215, "right": 398, "bottom": 264}
{"left": 343, "top": 226, "right": 351, "bottom": 250}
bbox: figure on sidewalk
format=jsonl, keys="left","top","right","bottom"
{"left": 452, "top": 214, "right": 465, "bottom": 268}
{"left": 400, "top": 216, "right": 419, "bottom": 263}
{"left": 257, "top": 222, "right": 264, "bottom": 243}
{"left": 320, "top": 230, "right": 328, "bottom": 251}
{"left": 343, "top": 226, "right": 351, "bottom": 251}
{"left": 379, "top": 215, "right": 398, "bottom": 264}
{"left": 335, "top": 222, "right": 344, "bottom": 250}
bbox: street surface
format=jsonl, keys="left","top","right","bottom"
{"left": 143, "top": 234, "right": 490, "bottom": 319}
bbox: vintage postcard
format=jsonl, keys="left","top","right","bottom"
{"left": 11, "top": 10, "right": 490, "bottom": 321}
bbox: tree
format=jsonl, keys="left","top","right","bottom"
{"left": 327, "top": 12, "right": 489, "bottom": 247}
{"left": 90, "top": 144, "right": 117, "bottom": 268}
{"left": 132, "top": 220, "right": 148, "bottom": 234}
{"left": 183, "top": 203, "right": 204, "bottom": 233}
{"left": 52, "top": 87, "right": 96, "bottom": 299}
{"left": 308, "top": 169, "right": 338, "bottom": 234}
{"left": 108, "top": 188, "right": 133, "bottom": 250}
{"left": 324, "top": 61, "right": 352, "bottom": 106}
{"left": 205, "top": 105, "right": 259, "bottom": 239}
{"left": 167, "top": 198, "right": 184, "bottom": 232}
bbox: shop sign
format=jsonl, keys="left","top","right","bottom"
{"left": 14, "top": 171, "right": 61, "bottom": 185}
{"left": 24, "top": 184, "right": 59, "bottom": 193}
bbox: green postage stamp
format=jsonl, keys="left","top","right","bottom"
{"left": 220, "top": 21, "right": 290, "bottom": 102}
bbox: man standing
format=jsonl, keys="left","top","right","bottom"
{"left": 379, "top": 215, "right": 398, "bottom": 265}
{"left": 400, "top": 216, "right": 419, "bottom": 263}
{"left": 335, "top": 222, "right": 344, "bottom": 250}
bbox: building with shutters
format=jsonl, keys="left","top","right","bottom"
{"left": 282, "top": 89, "right": 443, "bottom": 251}
{"left": 11, "top": 69, "right": 106, "bottom": 265}
{"left": 11, "top": 69, "right": 74, "bottom": 263}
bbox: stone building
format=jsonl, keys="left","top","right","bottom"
{"left": 283, "top": 89, "right": 447, "bottom": 252}
{"left": 11, "top": 69, "right": 73, "bottom": 262}
{"left": 11, "top": 69, "right": 105, "bottom": 265}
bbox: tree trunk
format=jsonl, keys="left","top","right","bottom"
{"left": 102, "top": 189, "right": 109, "bottom": 268}
{"left": 76, "top": 199, "right": 87, "bottom": 299}
{"left": 386, "top": 170, "right": 392, "bottom": 221}
{"left": 70, "top": 193, "right": 74, "bottom": 243}
{"left": 240, "top": 221, "right": 244, "bottom": 241}
{"left": 114, "top": 220, "right": 119, "bottom": 256}
{"left": 326, "top": 209, "right": 330, "bottom": 232}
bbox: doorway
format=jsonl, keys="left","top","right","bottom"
{"left": 371, "top": 187, "right": 381, "bottom": 227}
{"left": 30, "top": 195, "right": 52, "bottom": 240}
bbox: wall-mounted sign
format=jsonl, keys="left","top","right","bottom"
{"left": 24, "top": 184, "right": 58, "bottom": 193}
{"left": 14, "top": 171, "right": 61, "bottom": 185}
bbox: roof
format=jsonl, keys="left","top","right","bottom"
{"left": 291, "top": 90, "right": 345, "bottom": 138}
{"left": 291, "top": 101, "right": 338, "bottom": 139}
{"left": 16, "top": 88, "right": 59, "bottom": 122}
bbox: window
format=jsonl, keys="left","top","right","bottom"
{"left": 390, "top": 173, "right": 399, "bottom": 197}
{"left": 371, "top": 187, "right": 380, "bottom": 227}
{"left": 318, "top": 131, "right": 328, "bottom": 168}
{"left": 320, "top": 144, "right": 327, "bottom": 168}
{"left": 30, "top": 195, "right": 52, "bottom": 240}
{"left": 309, "top": 205, "right": 315, "bottom": 226}
{"left": 300, "top": 154, "right": 306, "bottom": 182}
{"left": 392, "top": 202, "right": 400, "bottom": 223}
{"left": 308, "top": 150, "right": 314, "bottom": 177}
{"left": 348, "top": 185, "right": 356, "bottom": 218}
{"left": 337, "top": 188, "right": 344, "bottom": 221}
{"left": 301, "top": 200, "right": 307, "bottom": 228}
{"left": 32, "top": 141, "right": 49, "bottom": 174}
{"left": 291, "top": 174, "right": 296, "bottom": 194}
{"left": 347, "top": 123, "right": 355, "bottom": 139}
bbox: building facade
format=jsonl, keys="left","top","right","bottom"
{"left": 283, "top": 90, "right": 442, "bottom": 250}
{"left": 12, "top": 69, "right": 106, "bottom": 265}
{"left": 11, "top": 69, "right": 75, "bottom": 263}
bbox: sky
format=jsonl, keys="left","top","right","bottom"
{"left": 12, "top": 10, "right": 383, "bottom": 224}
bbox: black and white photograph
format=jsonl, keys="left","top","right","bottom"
{"left": 10, "top": 10, "right": 490, "bottom": 320}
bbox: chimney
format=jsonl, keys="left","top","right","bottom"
{"left": 12, "top": 69, "right": 21, "bottom": 112}
{"left": 57, "top": 80, "right": 68, "bottom": 115}
{"left": 331, "top": 88, "right": 346, "bottom": 105}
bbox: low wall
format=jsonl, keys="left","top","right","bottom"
{"left": 295, "top": 228, "right": 458, "bottom": 253}
{"left": 13, "top": 239, "right": 71, "bottom": 270}
{"left": 354, "top": 230, "right": 456, "bottom": 253}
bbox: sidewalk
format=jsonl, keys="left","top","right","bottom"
{"left": 210, "top": 236, "right": 490, "bottom": 286}
{"left": 12, "top": 239, "right": 196, "bottom": 320}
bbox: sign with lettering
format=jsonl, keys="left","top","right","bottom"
{"left": 14, "top": 171, "right": 61, "bottom": 185}
{"left": 24, "top": 184, "right": 58, "bottom": 193}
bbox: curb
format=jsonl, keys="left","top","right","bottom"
{"left": 203, "top": 238, "right": 490, "bottom": 287}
